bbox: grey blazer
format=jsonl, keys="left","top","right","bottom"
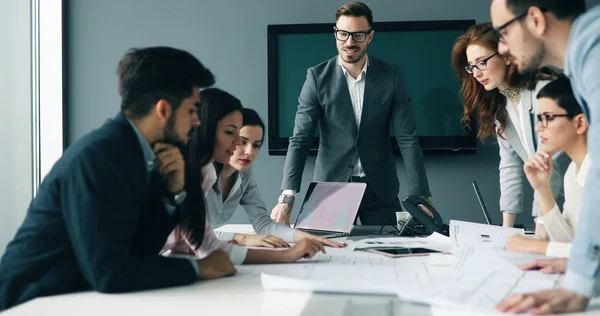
{"left": 498, "top": 80, "right": 571, "bottom": 216}
{"left": 281, "top": 56, "right": 430, "bottom": 203}
{"left": 207, "top": 166, "right": 296, "bottom": 242}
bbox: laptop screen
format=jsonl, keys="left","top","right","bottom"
{"left": 294, "top": 182, "right": 366, "bottom": 232}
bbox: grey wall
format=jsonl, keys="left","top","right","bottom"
{"left": 66, "top": 0, "right": 543, "bottom": 228}
{"left": 1, "top": 0, "right": 33, "bottom": 252}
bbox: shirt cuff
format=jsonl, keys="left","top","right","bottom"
{"left": 229, "top": 245, "right": 248, "bottom": 265}
{"left": 545, "top": 242, "right": 572, "bottom": 258}
{"left": 189, "top": 259, "right": 199, "bottom": 276}
{"left": 563, "top": 270, "right": 600, "bottom": 298}
{"left": 282, "top": 190, "right": 295, "bottom": 196}
{"left": 215, "top": 231, "right": 236, "bottom": 241}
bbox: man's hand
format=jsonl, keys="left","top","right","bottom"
{"left": 233, "top": 233, "right": 290, "bottom": 248}
{"left": 496, "top": 288, "right": 589, "bottom": 314}
{"left": 153, "top": 142, "right": 185, "bottom": 193}
{"left": 524, "top": 151, "right": 553, "bottom": 191}
{"left": 196, "top": 249, "right": 237, "bottom": 279}
{"left": 518, "top": 258, "right": 568, "bottom": 274}
{"left": 271, "top": 203, "right": 293, "bottom": 226}
{"left": 294, "top": 231, "right": 346, "bottom": 248}
{"left": 281, "top": 239, "right": 326, "bottom": 263}
{"left": 505, "top": 234, "right": 548, "bottom": 254}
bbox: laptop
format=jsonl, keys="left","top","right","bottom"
{"left": 472, "top": 181, "right": 534, "bottom": 234}
{"left": 293, "top": 182, "right": 367, "bottom": 238}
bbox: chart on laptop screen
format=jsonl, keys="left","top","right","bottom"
{"left": 296, "top": 183, "right": 364, "bottom": 232}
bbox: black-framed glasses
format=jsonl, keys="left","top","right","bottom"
{"left": 536, "top": 112, "right": 575, "bottom": 128}
{"left": 491, "top": 7, "right": 548, "bottom": 42}
{"left": 465, "top": 52, "right": 499, "bottom": 74}
{"left": 334, "top": 27, "right": 372, "bottom": 43}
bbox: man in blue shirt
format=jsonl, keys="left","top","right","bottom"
{"left": 490, "top": 0, "right": 600, "bottom": 314}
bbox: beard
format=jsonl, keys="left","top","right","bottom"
{"left": 162, "top": 114, "right": 188, "bottom": 152}
{"left": 339, "top": 45, "right": 367, "bottom": 64}
{"left": 518, "top": 30, "right": 546, "bottom": 74}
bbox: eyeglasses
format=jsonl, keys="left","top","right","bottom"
{"left": 491, "top": 7, "right": 548, "bottom": 42}
{"left": 536, "top": 112, "right": 575, "bottom": 128}
{"left": 465, "top": 52, "right": 499, "bottom": 74}
{"left": 334, "top": 27, "right": 372, "bottom": 43}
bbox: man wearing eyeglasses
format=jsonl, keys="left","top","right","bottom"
{"left": 271, "top": 1, "right": 433, "bottom": 227}
{"left": 490, "top": 0, "right": 600, "bottom": 314}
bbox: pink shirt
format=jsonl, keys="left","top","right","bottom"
{"left": 161, "top": 165, "right": 248, "bottom": 265}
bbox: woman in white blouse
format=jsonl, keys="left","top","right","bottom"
{"left": 505, "top": 76, "right": 589, "bottom": 257}
{"left": 451, "top": 23, "right": 570, "bottom": 228}
{"left": 205, "top": 108, "right": 343, "bottom": 248}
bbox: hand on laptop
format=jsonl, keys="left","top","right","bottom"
{"left": 233, "top": 233, "right": 290, "bottom": 248}
{"left": 271, "top": 203, "right": 292, "bottom": 226}
{"left": 281, "top": 239, "right": 326, "bottom": 263}
{"left": 294, "top": 231, "right": 346, "bottom": 248}
{"left": 518, "top": 258, "right": 567, "bottom": 274}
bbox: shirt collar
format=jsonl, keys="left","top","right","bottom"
{"left": 338, "top": 55, "right": 369, "bottom": 79}
{"left": 577, "top": 153, "right": 591, "bottom": 187}
{"left": 126, "top": 118, "right": 156, "bottom": 173}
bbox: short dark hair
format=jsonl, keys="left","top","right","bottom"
{"left": 537, "top": 75, "right": 583, "bottom": 116}
{"left": 504, "top": 0, "right": 585, "bottom": 20}
{"left": 117, "top": 46, "right": 215, "bottom": 119}
{"left": 241, "top": 108, "right": 265, "bottom": 145}
{"left": 336, "top": 2, "right": 373, "bottom": 29}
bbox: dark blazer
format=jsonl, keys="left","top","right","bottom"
{"left": 282, "top": 56, "right": 430, "bottom": 203}
{"left": 0, "top": 113, "right": 197, "bottom": 311}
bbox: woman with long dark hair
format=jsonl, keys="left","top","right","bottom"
{"left": 451, "top": 23, "right": 569, "bottom": 229}
{"left": 162, "top": 88, "right": 328, "bottom": 265}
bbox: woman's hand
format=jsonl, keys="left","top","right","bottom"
{"left": 505, "top": 234, "right": 548, "bottom": 254}
{"left": 281, "top": 239, "right": 326, "bottom": 262}
{"left": 524, "top": 151, "right": 553, "bottom": 190}
{"left": 294, "top": 230, "right": 346, "bottom": 248}
{"left": 233, "top": 233, "right": 290, "bottom": 248}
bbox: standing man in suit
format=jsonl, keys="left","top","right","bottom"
{"left": 489, "top": 0, "right": 600, "bottom": 314}
{"left": 271, "top": 2, "right": 433, "bottom": 226}
{"left": 0, "top": 47, "right": 236, "bottom": 311}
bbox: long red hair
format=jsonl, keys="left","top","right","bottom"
{"left": 451, "top": 23, "right": 554, "bottom": 141}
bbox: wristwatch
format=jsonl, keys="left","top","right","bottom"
{"left": 278, "top": 194, "right": 295, "bottom": 206}
{"left": 166, "top": 190, "right": 187, "bottom": 206}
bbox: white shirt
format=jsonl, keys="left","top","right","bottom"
{"left": 338, "top": 55, "right": 369, "bottom": 177}
{"left": 537, "top": 154, "right": 591, "bottom": 257}
{"left": 505, "top": 96, "right": 535, "bottom": 158}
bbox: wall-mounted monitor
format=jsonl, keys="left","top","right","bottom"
{"left": 267, "top": 20, "right": 477, "bottom": 156}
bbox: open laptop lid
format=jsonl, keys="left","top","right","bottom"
{"left": 293, "top": 182, "right": 367, "bottom": 233}
{"left": 472, "top": 181, "right": 493, "bottom": 225}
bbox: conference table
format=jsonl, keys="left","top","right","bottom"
{"left": 4, "top": 224, "right": 600, "bottom": 316}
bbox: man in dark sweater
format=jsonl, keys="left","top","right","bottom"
{"left": 0, "top": 46, "right": 236, "bottom": 311}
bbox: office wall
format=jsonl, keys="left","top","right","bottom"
{"left": 66, "top": 0, "right": 542, "bottom": 227}
{"left": 0, "top": 0, "right": 33, "bottom": 252}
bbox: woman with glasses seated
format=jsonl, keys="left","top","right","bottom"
{"left": 505, "top": 76, "right": 589, "bottom": 258}
{"left": 451, "top": 23, "right": 569, "bottom": 229}
{"left": 204, "top": 107, "right": 343, "bottom": 248}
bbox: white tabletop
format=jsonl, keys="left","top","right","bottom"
{"left": 4, "top": 225, "right": 600, "bottom": 316}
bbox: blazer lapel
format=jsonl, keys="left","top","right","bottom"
{"left": 521, "top": 89, "right": 538, "bottom": 153}
{"left": 333, "top": 63, "right": 359, "bottom": 134}
{"left": 359, "top": 61, "right": 377, "bottom": 134}
{"left": 504, "top": 121, "right": 528, "bottom": 161}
